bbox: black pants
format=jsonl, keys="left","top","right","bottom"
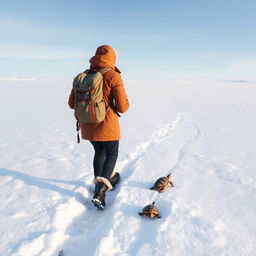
{"left": 90, "top": 140, "right": 119, "bottom": 180}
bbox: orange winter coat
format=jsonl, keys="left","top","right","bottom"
{"left": 68, "top": 45, "right": 129, "bottom": 141}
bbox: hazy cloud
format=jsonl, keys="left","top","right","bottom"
{"left": 0, "top": 43, "right": 91, "bottom": 60}
{"left": 0, "top": 77, "right": 37, "bottom": 81}
{"left": 194, "top": 53, "right": 222, "bottom": 59}
{"left": 228, "top": 60, "right": 256, "bottom": 72}
{"left": 230, "top": 80, "right": 249, "bottom": 83}
{"left": 0, "top": 18, "right": 37, "bottom": 34}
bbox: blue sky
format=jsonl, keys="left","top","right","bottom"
{"left": 0, "top": 0, "right": 255, "bottom": 81}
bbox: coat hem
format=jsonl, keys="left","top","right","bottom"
{"left": 82, "top": 137, "right": 120, "bottom": 141}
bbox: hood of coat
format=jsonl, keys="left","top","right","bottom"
{"left": 89, "top": 45, "right": 121, "bottom": 73}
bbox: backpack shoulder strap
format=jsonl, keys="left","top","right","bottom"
{"left": 98, "top": 67, "right": 111, "bottom": 75}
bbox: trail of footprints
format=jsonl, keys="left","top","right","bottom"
{"left": 91, "top": 113, "right": 209, "bottom": 255}
{"left": 18, "top": 113, "right": 224, "bottom": 256}
{"left": 41, "top": 113, "right": 186, "bottom": 255}
{"left": 94, "top": 114, "right": 227, "bottom": 256}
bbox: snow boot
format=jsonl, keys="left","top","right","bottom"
{"left": 109, "top": 172, "right": 120, "bottom": 189}
{"left": 91, "top": 181, "right": 108, "bottom": 210}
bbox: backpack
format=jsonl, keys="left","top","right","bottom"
{"left": 73, "top": 68, "right": 110, "bottom": 142}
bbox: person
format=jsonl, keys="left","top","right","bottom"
{"left": 68, "top": 45, "right": 129, "bottom": 209}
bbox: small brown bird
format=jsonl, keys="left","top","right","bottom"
{"left": 138, "top": 201, "right": 161, "bottom": 218}
{"left": 150, "top": 173, "right": 174, "bottom": 192}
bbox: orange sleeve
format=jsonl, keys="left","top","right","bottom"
{"left": 111, "top": 73, "right": 129, "bottom": 113}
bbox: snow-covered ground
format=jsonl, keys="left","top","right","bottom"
{"left": 0, "top": 79, "right": 255, "bottom": 256}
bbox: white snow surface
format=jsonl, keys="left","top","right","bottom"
{"left": 0, "top": 79, "right": 256, "bottom": 256}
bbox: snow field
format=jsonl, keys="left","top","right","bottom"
{"left": 0, "top": 80, "right": 256, "bottom": 255}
